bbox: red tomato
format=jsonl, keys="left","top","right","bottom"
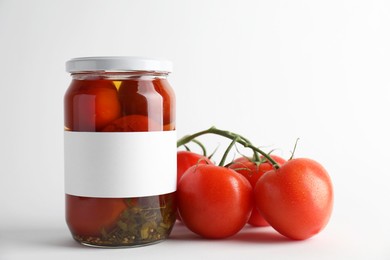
{"left": 64, "top": 79, "right": 121, "bottom": 131}
{"left": 254, "top": 158, "right": 334, "bottom": 240}
{"left": 178, "top": 164, "right": 253, "bottom": 238}
{"left": 102, "top": 115, "right": 161, "bottom": 132}
{"left": 177, "top": 151, "right": 212, "bottom": 183}
{"left": 66, "top": 195, "right": 128, "bottom": 237}
{"left": 176, "top": 151, "right": 212, "bottom": 221}
{"left": 229, "top": 155, "right": 286, "bottom": 227}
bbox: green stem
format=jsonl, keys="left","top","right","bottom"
{"left": 219, "top": 136, "right": 239, "bottom": 166}
{"left": 177, "top": 126, "right": 280, "bottom": 169}
{"left": 191, "top": 139, "right": 207, "bottom": 157}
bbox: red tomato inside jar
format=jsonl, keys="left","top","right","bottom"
{"left": 64, "top": 56, "right": 176, "bottom": 247}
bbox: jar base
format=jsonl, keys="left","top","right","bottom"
{"left": 74, "top": 236, "right": 166, "bottom": 248}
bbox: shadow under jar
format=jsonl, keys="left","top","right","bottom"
{"left": 64, "top": 57, "right": 176, "bottom": 247}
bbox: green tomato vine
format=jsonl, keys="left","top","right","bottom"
{"left": 176, "top": 126, "right": 281, "bottom": 169}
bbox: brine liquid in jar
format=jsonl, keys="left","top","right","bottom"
{"left": 64, "top": 57, "right": 176, "bottom": 247}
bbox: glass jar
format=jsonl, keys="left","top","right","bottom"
{"left": 64, "top": 56, "right": 176, "bottom": 247}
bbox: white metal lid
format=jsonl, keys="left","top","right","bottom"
{"left": 66, "top": 56, "right": 173, "bottom": 73}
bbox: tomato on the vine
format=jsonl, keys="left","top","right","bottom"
{"left": 177, "top": 151, "right": 212, "bottom": 183}
{"left": 254, "top": 158, "right": 334, "bottom": 240}
{"left": 176, "top": 151, "right": 212, "bottom": 221}
{"left": 229, "top": 155, "right": 286, "bottom": 227}
{"left": 177, "top": 164, "right": 253, "bottom": 239}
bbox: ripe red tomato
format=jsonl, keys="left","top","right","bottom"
{"left": 254, "top": 158, "right": 334, "bottom": 240}
{"left": 176, "top": 151, "right": 211, "bottom": 221}
{"left": 177, "top": 164, "right": 253, "bottom": 238}
{"left": 229, "top": 155, "right": 286, "bottom": 227}
{"left": 66, "top": 195, "right": 127, "bottom": 237}
{"left": 177, "top": 151, "right": 212, "bottom": 183}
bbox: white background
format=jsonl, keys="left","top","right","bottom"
{"left": 0, "top": 0, "right": 389, "bottom": 259}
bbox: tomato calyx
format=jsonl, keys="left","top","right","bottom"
{"left": 177, "top": 126, "right": 281, "bottom": 169}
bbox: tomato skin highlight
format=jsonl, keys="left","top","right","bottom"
{"left": 178, "top": 164, "right": 253, "bottom": 239}
{"left": 254, "top": 158, "right": 334, "bottom": 240}
{"left": 229, "top": 155, "right": 286, "bottom": 227}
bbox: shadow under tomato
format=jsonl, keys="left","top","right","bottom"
{"left": 168, "top": 221, "right": 204, "bottom": 241}
{"left": 169, "top": 222, "right": 292, "bottom": 244}
{"left": 230, "top": 226, "right": 291, "bottom": 244}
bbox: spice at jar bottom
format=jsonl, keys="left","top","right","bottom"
{"left": 64, "top": 56, "right": 177, "bottom": 247}
{"left": 68, "top": 193, "right": 176, "bottom": 247}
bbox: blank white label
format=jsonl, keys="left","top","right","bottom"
{"left": 64, "top": 131, "right": 177, "bottom": 198}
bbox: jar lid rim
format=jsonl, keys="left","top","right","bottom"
{"left": 66, "top": 56, "right": 173, "bottom": 73}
